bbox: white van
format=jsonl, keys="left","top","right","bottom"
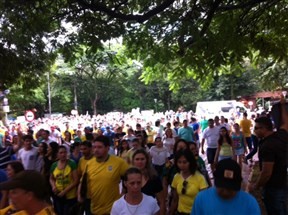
{"left": 195, "top": 100, "right": 248, "bottom": 118}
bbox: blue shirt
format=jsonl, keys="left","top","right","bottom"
{"left": 191, "top": 187, "right": 261, "bottom": 215}
{"left": 178, "top": 126, "right": 195, "bottom": 142}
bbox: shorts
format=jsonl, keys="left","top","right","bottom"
{"left": 234, "top": 148, "right": 245, "bottom": 156}
{"left": 206, "top": 148, "right": 217, "bottom": 164}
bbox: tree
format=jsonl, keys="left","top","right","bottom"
{"left": 1, "top": 0, "right": 287, "bottom": 89}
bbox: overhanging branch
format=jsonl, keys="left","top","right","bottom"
{"left": 76, "top": 0, "right": 176, "bottom": 23}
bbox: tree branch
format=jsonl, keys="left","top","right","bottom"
{"left": 217, "top": 0, "right": 270, "bottom": 11}
{"left": 76, "top": 0, "right": 176, "bottom": 23}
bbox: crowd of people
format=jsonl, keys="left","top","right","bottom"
{"left": 0, "top": 96, "right": 287, "bottom": 215}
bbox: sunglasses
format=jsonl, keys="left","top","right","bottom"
{"left": 181, "top": 180, "right": 188, "bottom": 194}
{"left": 254, "top": 126, "right": 263, "bottom": 130}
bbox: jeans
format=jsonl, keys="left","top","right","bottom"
{"left": 53, "top": 195, "right": 77, "bottom": 215}
{"left": 246, "top": 134, "right": 258, "bottom": 160}
{"left": 262, "top": 187, "right": 287, "bottom": 215}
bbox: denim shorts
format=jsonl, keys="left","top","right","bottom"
{"left": 207, "top": 148, "right": 217, "bottom": 164}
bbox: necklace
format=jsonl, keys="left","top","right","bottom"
{"left": 126, "top": 201, "right": 140, "bottom": 215}
{"left": 125, "top": 194, "right": 142, "bottom": 215}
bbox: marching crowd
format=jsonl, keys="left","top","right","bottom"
{"left": 0, "top": 96, "right": 287, "bottom": 215}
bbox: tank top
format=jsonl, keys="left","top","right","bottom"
{"left": 220, "top": 142, "right": 233, "bottom": 157}
{"left": 231, "top": 132, "right": 244, "bottom": 150}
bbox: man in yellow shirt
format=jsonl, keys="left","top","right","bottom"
{"left": 239, "top": 112, "right": 253, "bottom": 152}
{"left": 83, "top": 136, "right": 129, "bottom": 215}
{"left": 0, "top": 170, "right": 56, "bottom": 215}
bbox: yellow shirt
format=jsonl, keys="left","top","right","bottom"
{"left": 239, "top": 119, "right": 252, "bottom": 137}
{"left": 87, "top": 155, "right": 129, "bottom": 215}
{"left": 35, "top": 206, "right": 56, "bottom": 215}
{"left": 147, "top": 130, "right": 156, "bottom": 143}
{"left": 78, "top": 156, "right": 94, "bottom": 198}
{"left": 0, "top": 205, "right": 27, "bottom": 215}
{"left": 172, "top": 171, "right": 208, "bottom": 213}
{"left": 50, "top": 159, "right": 77, "bottom": 199}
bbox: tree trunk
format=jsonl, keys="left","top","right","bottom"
{"left": 92, "top": 93, "right": 98, "bottom": 116}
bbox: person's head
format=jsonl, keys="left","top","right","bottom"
{"left": 155, "top": 120, "right": 160, "bottom": 127}
{"left": 76, "top": 130, "right": 82, "bottom": 137}
{"left": 136, "top": 134, "right": 143, "bottom": 143}
{"left": 165, "top": 128, "right": 173, "bottom": 138}
{"left": 22, "top": 135, "right": 34, "bottom": 149}
{"left": 123, "top": 167, "right": 142, "bottom": 194}
{"left": 154, "top": 136, "right": 163, "bottom": 147}
{"left": 58, "top": 145, "right": 68, "bottom": 161}
{"left": 119, "top": 139, "right": 129, "bottom": 151}
{"left": 189, "top": 142, "right": 199, "bottom": 157}
{"left": 132, "top": 149, "right": 150, "bottom": 171}
{"left": 47, "top": 141, "right": 59, "bottom": 160}
{"left": 116, "top": 126, "right": 123, "bottom": 133}
{"left": 173, "top": 139, "right": 189, "bottom": 155}
{"left": 208, "top": 118, "right": 214, "bottom": 128}
{"left": 173, "top": 121, "right": 179, "bottom": 127}
{"left": 219, "top": 127, "right": 232, "bottom": 146}
{"left": 254, "top": 117, "right": 273, "bottom": 138}
{"left": 214, "top": 116, "right": 220, "bottom": 125}
{"left": 92, "top": 136, "right": 110, "bottom": 160}
{"left": 127, "top": 128, "right": 134, "bottom": 135}
{"left": 70, "top": 142, "right": 80, "bottom": 154}
{"left": 64, "top": 131, "right": 72, "bottom": 141}
{"left": 38, "top": 142, "right": 48, "bottom": 156}
{"left": 146, "top": 124, "right": 152, "bottom": 131}
{"left": 233, "top": 123, "right": 240, "bottom": 132}
{"left": 0, "top": 170, "right": 49, "bottom": 211}
{"left": 6, "top": 161, "right": 24, "bottom": 179}
{"left": 136, "top": 123, "right": 142, "bottom": 130}
{"left": 27, "top": 129, "right": 34, "bottom": 136}
{"left": 174, "top": 149, "right": 197, "bottom": 175}
{"left": 220, "top": 116, "right": 225, "bottom": 123}
{"left": 243, "top": 112, "right": 248, "bottom": 118}
{"left": 214, "top": 159, "right": 242, "bottom": 199}
{"left": 41, "top": 130, "right": 49, "bottom": 140}
{"left": 183, "top": 119, "right": 188, "bottom": 127}
{"left": 166, "top": 122, "right": 171, "bottom": 128}
{"left": 105, "top": 126, "right": 111, "bottom": 132}
{"left": 79, "top": 141, "right": 92, "bottom": 157}
{"left": 131, "top": 138, "right": 140, "bottom": 149}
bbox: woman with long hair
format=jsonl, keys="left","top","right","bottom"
{"left": 50, "top": 145, "right": 78, "bottom": 215}
{"left": 132, "top": 149, "right": 165, "bottom": 215}
{"left": 214, "top": 127, "right": 235, "bottom": 164}
{"left": 169, "top": 150, "right": 208, "bottom": 215}
{"left": 111, "top": 167, "right": 160, "bottom": 215}
{"left": 162, "top": 128, "right": 175, "bottom": 158}
{"left": 36, "top": 142, "right": 48, "bottom": 173}
{"left": 117, "top": 139, "right": 130, "bottom": 161}
{"left": 231, "top": 123, "right": 247, "bottom": 169}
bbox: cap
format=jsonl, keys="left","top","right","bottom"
{"left": 0, "top": 170, "right": 48, "bottom": 199}
{"left": 214, "top": 159, "right": 242, "bottom": 191}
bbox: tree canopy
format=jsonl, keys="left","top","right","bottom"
{"left": 0, "top": 0, "right": 287, "bottom": 89}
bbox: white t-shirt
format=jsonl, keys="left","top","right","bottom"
{"left": 162, "top": 137, "right": 175, "bottom": 154}
{"left": 111, "top": 193, "right": 160, "bottom": 215}
{"left": 202, "top": 126, "right": 220, "bottom": 148}
{"left": 149, "top": 146, "right": 170, "bottom": 166}
{"left": 17, "top": 147, "right": 38, "bottom": 170}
